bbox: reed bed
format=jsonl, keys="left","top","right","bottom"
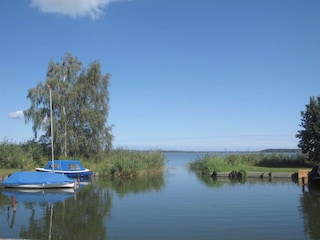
{"left": 0, "top": 147, "right": 165, "bottom": 179}
{"left": 189, "top": 152, "right": 312, "bottom": 175}
{"left": 96, "top": 149, "right": 166, "bottom": 178}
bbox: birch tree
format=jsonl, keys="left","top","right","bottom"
{"left": 24, "top": 53, "right": 113, "bottom": 159}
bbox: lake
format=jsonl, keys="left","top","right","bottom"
{"left": 0, "top": 151, "right": 319, "bottom": 239}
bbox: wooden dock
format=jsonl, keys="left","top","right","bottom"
{"left": 297, "top": 169, "right": 310, "bottom": 185}
{"left": 211, "top": 169, "right": 310, "bottom": 184}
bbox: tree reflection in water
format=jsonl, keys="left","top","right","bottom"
{"left": 17, "top": 185, "right": 112, "bottom": 240}
{"left": 301, "top": 186, "right": 320, "bottom": 240}
{"left": 0, "top": 173, "right": 165, "bottom": 240}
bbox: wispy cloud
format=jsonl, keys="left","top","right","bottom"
{"left": 9, "top": 111, "right": 24, "bottom": 120}
{"left": 30, "top": 0, "right": 122, "bottom": 20}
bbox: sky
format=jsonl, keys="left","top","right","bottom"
{"left": 0, "top": 0, "right": 320, "bottom": 151}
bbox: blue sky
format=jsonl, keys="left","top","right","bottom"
{"left": 1, "top": 0, "right": 319, "bottom": 151}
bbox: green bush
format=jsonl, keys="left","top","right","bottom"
{"left": 0, "top": 140, "right": 26, "bottom": 168}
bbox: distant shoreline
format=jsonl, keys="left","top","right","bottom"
{"left": 161, "top": 149, "right": 300, "bottom": 153}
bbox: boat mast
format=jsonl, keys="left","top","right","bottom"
{"left": 49, "top": 85, "right": 54, "bottom": 171}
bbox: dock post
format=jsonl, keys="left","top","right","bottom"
{"left": 11, "top": 196, "right": 16, "bottom": 212}
{"left": 302, "top": 177, "right": 306, "bottom": 185}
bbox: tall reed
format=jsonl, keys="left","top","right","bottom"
{"left": 189, "top": 152, "right": 310, "bottom": 175}
{"left": 97, "top": 149, "right": 165, "bottom": 177}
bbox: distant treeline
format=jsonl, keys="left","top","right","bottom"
{"left": 162, "top": 149, "right": 301, "bottom": 154}
{"left": 260, "top": 149, "right": 300, "bottom": 153}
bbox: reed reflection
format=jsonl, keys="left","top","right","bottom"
{"left": 98, "top": 172, "right": 165, "bottom": 198}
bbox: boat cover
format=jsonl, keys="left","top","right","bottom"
{"left": 44, "top": 160, "right": 86, "bottom": 171}
{"left": 2, "top": 171, "right": 75, "bottom": 186}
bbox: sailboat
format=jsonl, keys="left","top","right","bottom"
{"left": 36, "top": 159, "right": 92, "bottom": 178}
{"left": 35, "top": 85, "right": 93, "bottom": 179}
{"left": 2, "top": 86, "right": 76, "bottom": 189}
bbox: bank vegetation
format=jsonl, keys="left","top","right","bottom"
{"left": 189, "top": 152, "right": 313, "bottom": 176}
{"left": 0, "top": 139, "right": 165, "bottom": 178}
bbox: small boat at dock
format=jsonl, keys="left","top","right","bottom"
{"left": 35, "top": 159, "right": 93, "bottom": 178}
{"left": 34, "top": 87, "right": 92, "bottom": 179}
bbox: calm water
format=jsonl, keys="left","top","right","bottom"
{"left": 0, "top": 152, "right": 320, "bottom": 239}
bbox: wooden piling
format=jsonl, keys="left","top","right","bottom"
{"left": 11, "top": 195, "right": 16, "bottom": 212}
{"left": 10, "top": 211, "right": 16, "bottom": 229}
{"left": 209, "top": 170, "right": 311, "bottom": 182}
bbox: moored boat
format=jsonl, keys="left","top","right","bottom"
{"left": 35, "top": 159, "right": 93, "bottom": 178}
{"left": 2, "top": 171, "right": 76, "bottom": 189}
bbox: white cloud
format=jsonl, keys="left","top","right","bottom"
{"left": 30, "top": 0, "right": 120, "bottom": 20}
{"left": 9, "top": 111, "right": 24, "bottom": 120}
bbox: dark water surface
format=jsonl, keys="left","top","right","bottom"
{"left": 0, "top": 152, "right": 320, "bottom": 239}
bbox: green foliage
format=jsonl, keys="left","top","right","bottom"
{"left": 24, "top": 53, "right": 113, "bottom": 160}
{"left": 238, "top": 169, "right": 247, "bottom": 179}
{"left": 96, "top": 149, "right": 165, "bottom": 177}
{"left": 0, "top": 139, "right": 35, "bottom": 169}
{"left": 189, "top": 154, "right": 230, "bottom": 174}
{"left": 0, "top": 140, "right": 165, "bottom": 178}
{"left": 0, "top": 140, "right": 23, "bottom": 168}
{"left": 256, "top": 153, "right": 309, "bottom": 168}
{"left": 21, "top": 139, "right": 47, "bottom": 166}
{"left": 189, "top": 153, "right": 311, "bottom": 175}
{"left": 296, "top": 96, "right": 320, "bottom": 162}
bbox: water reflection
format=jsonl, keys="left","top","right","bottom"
{"left": 194, "top": 174, "right": 320, "bottom": 240}
{"left": 98, "top": 172, "right": 165, "bottom": 198}
{"left": 1, "top": 151, "right": 320, "bottom": 239}
{"left": 2, "top": 188, "right": 76, "bottom": 204}
{"left": 0, "top": 184, "right": 112, "bottom": 240}
{"left": 194, "top": 171, "right": 300, "bottom": 188}
{"left": 301, "top": 187, "right": 320, "bottom": 240}
{"left": 0, "top": 173, "right": 164, "bottom": 239}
